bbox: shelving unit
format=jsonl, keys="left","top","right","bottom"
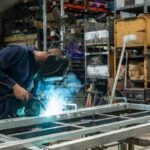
{"left": 64, "top": 3, "right": 108, "bottom": 12}
{"left": 4, "top": 33, "right": 38, "bottom": 47}
{"left": 2, "top": 0, "right": 114, "bottom": 107}
{"left": 2, "top": 1, "right": 38, "bottom": 47}
{"left": 113, "top": 0, "right": 150, "bottom": 103}
{"left": 84, "top": 17, "right": 114, "bottom": 106}
{"left": 2, "top": 0, "right": 60, "bottom": 50}
{"left": 115, "top": 0, "right": 150, "bottom": 15}
{"left": 62, "top": 0, "right": 114, "bottom": 106}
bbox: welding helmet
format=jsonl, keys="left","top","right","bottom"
{"left": 38, "top": 55, "right": 70, "bottom": 78}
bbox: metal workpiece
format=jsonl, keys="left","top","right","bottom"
{"left": 0, "top": 103, "right": 126, "bottom": 130}
{"left": 0, "top": 103, "right": 149, "bottom": 150}
{"left": 48, "top": 123, "right": 150, "bottom": 150}
{"left": 140, "top": 146, "right": 150, "bottom": 150}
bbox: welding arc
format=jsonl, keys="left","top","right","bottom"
{"left": 30, "top": 96, "right": 46, "bottom": 110}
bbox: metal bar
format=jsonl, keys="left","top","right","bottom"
{"left": 123, "top": 137, "right": 150, "bottom": 147}
{"left": 9, "top": 125, "right": 64, "bottom": 137}
{"left": 48, "top": 123, "right": 150, "bottom": 150}
{"left": 60, "top": 0, "right": 65, "bottom": 50}
{"left": 129, "top": 103, "right": 150, "bottom": 111}
{"left": 0, "top": 134, "right": 41, "bottom": 150}
{"left": 43, "top": 0, "right": 47, "bottom": 51}
{"left": 8, "top": 117, "right": 125, "bottom": 138}
{"left": 144, "top": 0, "right": 148, "bottom": 13}
{"left": 118, "top": 143, "right": 128, "bottom": 150}
{"left": 124, "top": 52, "right": 128, "bottom": 89}
{"left": 140, "top": 146, "right": 150, "bottom": 150}
{"left": 111, "top": 42, "right": 127, "bottom": 98}
{"left": 0, "top": 134, "right": 17, "bottom": 142}
{"left": 0, "top": 103, "right": 128, "bottom": 130}
{"left": 54, "top": 122, "right": 85, "bottom": 129}
{"left": 128, "top": 144, "right": 134, "bottom": 150}
{"left": 125, "top": 111, "right": 150, "bottom": 118}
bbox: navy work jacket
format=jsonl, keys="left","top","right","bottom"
{"left": 0, "top": 45, "right": 37, "bottom": 96}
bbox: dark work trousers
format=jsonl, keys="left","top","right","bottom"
{"left": 0, "top": 94, "right": 26, "bottom": 119}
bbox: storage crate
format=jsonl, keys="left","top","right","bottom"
{"left": 115, "top": 15, "right": 150, "bottom": 48}
{"left": 125, "top": 0, "right": 135, "bottom": 6}
{"left": 85, "top": 21, "right": 114, "bottom": 45}
{"left": 115, "top": 0, "right": 150, "bottom": 8}
{"left": 115, "top": 0, "right": 125, "bottom": 8}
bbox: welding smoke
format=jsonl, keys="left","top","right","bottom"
{"left": 34, "top": 73, "right": 81, "bottom": 116}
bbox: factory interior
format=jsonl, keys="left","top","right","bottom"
{"left": 0, "top": 0, "right": 150, "bottom": 149}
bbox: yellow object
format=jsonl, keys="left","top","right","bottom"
{"left": 115, "top": 15, "right": 150, "bottom": 48}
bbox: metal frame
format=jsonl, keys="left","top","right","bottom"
{"left": 140, "top": 146, "right": 150, "bottom": 150}
{"left": 43, "top": 0, "right": 47, "bottom": 51}
{"left": 0, "top": 103, "right": 149, "bottom": 149}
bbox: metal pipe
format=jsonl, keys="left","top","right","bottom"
{"left": 124, "top": 52, "right": 128, "bottom": 89}
{"left": 109, "top": 96, "right": 127, "bottom": 103}
{"left": 111, "top": 42, "right": 126, "bottom": 98}
{"left": 111, "top": 35, "right": 137, "bottom": 99}
{"left": 60, "top": 0, "right": 65, "bottom": 50}
{"left": 43, "top": 0, "right": 47, "bottom": 51}
{"left": 64, "top": 103, "right": 78, "bottom": 111}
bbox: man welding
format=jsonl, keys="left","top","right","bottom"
{"left": 0, "top": 45, "right": 64, "bottom": 119}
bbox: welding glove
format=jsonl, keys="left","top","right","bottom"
{"left": 25, "top": 97, "right": 45, "bottom": 116}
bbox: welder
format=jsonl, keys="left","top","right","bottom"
{"left": 0, "top": 45, "right": 64, "bottom": 119}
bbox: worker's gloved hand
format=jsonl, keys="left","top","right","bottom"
{"left": 13, "top": 83, "right": 29, "bottom": 101}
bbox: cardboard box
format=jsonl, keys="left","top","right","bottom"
{"left": 128, "top": 63, "right": 144, "bottom": 80}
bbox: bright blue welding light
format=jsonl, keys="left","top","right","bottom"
{"left": 43, "top": 94, "right": 64, "bottom": 116}
{"left": 34, "top": 73, "right": 81, "bottom": 116}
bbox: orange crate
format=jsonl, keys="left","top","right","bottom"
{"left": 115, "top": 15, "right": 150, "bottom": 48}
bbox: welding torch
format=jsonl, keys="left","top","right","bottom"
{"left": 0, "top": 93, "right": 46, "bottom": 111}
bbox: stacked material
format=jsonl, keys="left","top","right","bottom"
{"left": 128, "top": 63, "right": 144, "bottom": 80}
{"left": 116, "top": 0, "right": 150, "bottom": 9}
